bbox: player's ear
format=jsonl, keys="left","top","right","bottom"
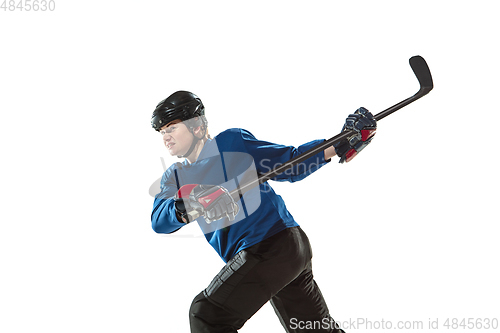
{"left": 193, "top": 125, "right": 203, "bottom": 138}
{"left": 189, "top": 116, "right": 208, "bottom": 139}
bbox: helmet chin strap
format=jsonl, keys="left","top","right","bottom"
{"left": 177, "top": 126, "right": 206, "bottom": 159}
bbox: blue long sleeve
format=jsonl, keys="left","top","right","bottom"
{"left": 238, "top": 129, "right": 328, "bottom": 182}
{"left": 151, "top": 165, "right": 185, "bottom": 234}
{"left": 151, "top": 197, "right": 185, "bottom": 234}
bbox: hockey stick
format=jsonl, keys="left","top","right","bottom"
{"left": 185, "top": 56, "right": 433, "bottom": 222}
{"left": 234, "top": 56, "right": 433, "bottom": 192}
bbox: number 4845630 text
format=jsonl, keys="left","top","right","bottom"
{"left": 1, "top": 0, "right": 55, "bottom": 11}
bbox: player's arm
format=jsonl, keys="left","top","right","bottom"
{"left": 239, "top": 130, "right": 329, "bottom": 183}
{"left": 151, "top": 171, "right": 186, "bottom": 234}
{"left": 151, "top": 197, "right": 185, "bottom": 234}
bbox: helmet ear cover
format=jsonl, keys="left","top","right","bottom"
{"left": 183, "top": 116, "right": 205, "bottom": 131}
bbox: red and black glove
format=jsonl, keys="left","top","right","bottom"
{"left": 174, "top": 184, "right": 239, "bottom": 224}
{"left": 333, "top": 107, "right": 377, "bottom": 163}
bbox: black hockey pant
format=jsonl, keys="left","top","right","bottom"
{"left": 189, "top": 226, "right": 345, "bottom": 332}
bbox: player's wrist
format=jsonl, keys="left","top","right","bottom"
{"left": 174, "top": 198, "right": 189, "bottom": 224}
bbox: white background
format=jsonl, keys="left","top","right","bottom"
{"left": 1, "top": 1, "right": 499, "bottom": 332}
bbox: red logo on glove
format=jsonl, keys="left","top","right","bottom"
{"left": 198, "top": 188, "right": 226, "bottom": 209}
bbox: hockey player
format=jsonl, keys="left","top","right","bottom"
{"left": 151, "top": 91, "right": 376, "bottom": 333}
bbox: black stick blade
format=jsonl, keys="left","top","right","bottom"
{"left": 410, "top": 55, "right": 433, "bottom": 94}
{"left": 374, "top": 55, "right": 434, "bottom": 121}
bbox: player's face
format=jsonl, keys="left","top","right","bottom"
{"left": 159, "top": 120, "right": 193, "bottom": 156}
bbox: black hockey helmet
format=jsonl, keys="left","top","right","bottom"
{"left": 151, "top": 91, "right": 206, "bottom": 131}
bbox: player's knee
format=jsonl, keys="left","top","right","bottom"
{"left": 189, "top": 292, "right": 227, "bottom": 330}
{"left": 190, "top": 291, "right": 226, "bottom": 322}
{"left": 189, "top": 291, "right": 248, "bottom": 331}
{"left": 189, "top": 292, "right": 206, "bottom": 317}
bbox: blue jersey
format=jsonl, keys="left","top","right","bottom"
{"left": 151, "top": 128, "right": 330, "bottom": 263}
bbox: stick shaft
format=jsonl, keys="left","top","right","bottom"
{"left": 374, "top": 88, "right": 431, "bottom": 122}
